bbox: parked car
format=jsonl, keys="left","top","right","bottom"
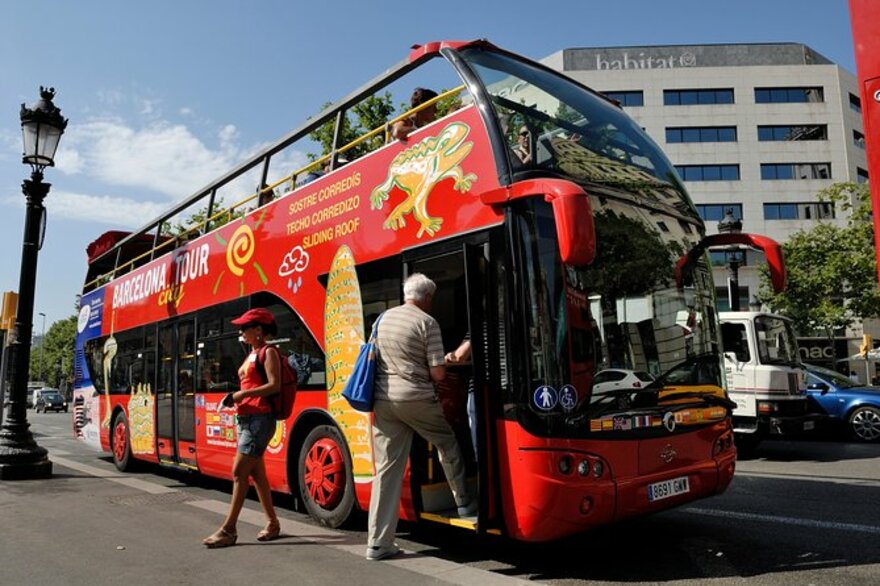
{"left": 804, "top": 363, "right": 880, "bottom": 442}
{"left": 34, "top": 388, "right": 67, "bottom": 413}
{"left": 591, "top": 369, "right": 655, "bottom": 400}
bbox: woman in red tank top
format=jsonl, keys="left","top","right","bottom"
{"left": 203, "top": 308, "right": 282, "bottom": 548}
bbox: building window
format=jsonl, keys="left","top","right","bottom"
{"left": 854, "top": 130, "right": 866, "bottom": 149}
{"left": 664, "top": 89, "right": 734, "bottom": 106}
{"left": 710, "top": 251, "right": 749, "bottom": 267}
{"left": 850, "top": 93, "right": 862, "bottom": 114}
{"left": 666, "top": 126, "right": 737, "bottom": 143}
{"left": 760, "top": 163, "right": 831, "bottom": 180}
{"left": 696, "top": 204, "right": 743, "bottom": 222}
{"left": 675, "top": 164, "right": 740, "bottom": 181}
{"left": 715, "top": 287, "right": 750, "bottom": 313}
{"left": 858, "top": 167, "right": 870, "bottom": 184}
{"left": 757, "top": 125, "right": 827, "bottom": 141}
{"left": 763, "top": 202, "right": 835, "bottom": 220}
{"left": 603, "top": 90, "right": 644, "bottom": 107}
{"left": 754, "top": 87, "right": 824, "bottom": 103}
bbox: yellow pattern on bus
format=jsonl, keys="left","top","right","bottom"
{"left": 128, "top": 382, "right": 155, "bottom": 454}
{"left": 324, "top": 245, "right": 373, "bottom": 480}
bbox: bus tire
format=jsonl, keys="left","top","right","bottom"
{"left": 297, "top": 425, "right": 355, "bottom": 528}
{"left": 111, "top": 411, "right": 134, "bottom": 472}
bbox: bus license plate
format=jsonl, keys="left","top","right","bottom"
{"left": 647, "top": 476, "right": 690, "bottom": 502}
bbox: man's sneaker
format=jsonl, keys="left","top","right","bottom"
{"left": 366, "top": 543, "right": 401, "bottom": 561}
{"left": 457, "top": 499, "right": 478, "bottom": 517}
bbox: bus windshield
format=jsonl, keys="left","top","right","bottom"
{"left": 755, "top": 315, "right": 800, "bottom": 366}
{"left": 459, "top": 47, "right": 682, "bottom": 189}
{"left": 511, "top": 198, "right": 722, "bottom": 438}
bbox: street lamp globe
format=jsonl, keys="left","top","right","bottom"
{"left": 20, "top": 87, "right": 68, "bottom": 170}
{"left": 717, "top": 207, "right": 742, "bottom": 236}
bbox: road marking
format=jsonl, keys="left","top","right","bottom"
{"left": 683, "top": 507, "right": 880, "bottom": 535}
{"left": 735, "top": 470, "right": 880, "bottom": 488}
{"left": 53, "top": 457, "right": 529, "bottom": 585}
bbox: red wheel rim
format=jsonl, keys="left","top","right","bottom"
{"left": 303, "top": 437, "right": 346, "bottom": 508}
{"left": 113, "top": 419, "right": 127, "bottom": 463}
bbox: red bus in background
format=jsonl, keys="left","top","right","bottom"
{"left": 72, "top": 39, "right": 774, "bottom": 542}
{"left": 850, "top": 0, "right": 880, "bottom": 284}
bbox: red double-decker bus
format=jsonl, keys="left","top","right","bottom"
{"left": 73, "top": 40, "right": 783, "bottom": 542}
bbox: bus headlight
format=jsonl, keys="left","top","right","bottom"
{"left": 577, "top": 459, "right": 589, "bottom": 476}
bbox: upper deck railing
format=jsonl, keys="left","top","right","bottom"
{"left": 83, "top": 43, "right": 477, "bottom": 292}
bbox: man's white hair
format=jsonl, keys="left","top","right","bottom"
{"left": 403, "top": 273, "right": 437, "bottom": 302}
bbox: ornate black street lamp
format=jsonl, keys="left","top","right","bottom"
{"left": 717, "top": 208, "right": 744, "bottom": 312}
{"left": 0, "top": 87, "right": 67, "bottom": 479}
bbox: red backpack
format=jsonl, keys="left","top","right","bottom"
{"left": 256, "top": 345, "right": 298, "bottom": 420}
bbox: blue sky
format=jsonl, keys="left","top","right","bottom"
{"left": 0, "top": 0, "right": 858, "bottom": 329}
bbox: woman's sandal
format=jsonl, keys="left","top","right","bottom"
{"left": 202, "top": 528, "right": 238, "bottom": 548}
{"left": 256, "top": 520, "right": 281, "bottom": 542}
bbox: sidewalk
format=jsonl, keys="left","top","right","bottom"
{"left": 0, "top": 428, "right": 528, "bottom": 586}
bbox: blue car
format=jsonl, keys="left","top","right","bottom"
{"left": 804, "top": 363, "right": 880, "bottom": 442}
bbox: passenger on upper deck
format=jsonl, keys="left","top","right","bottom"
{"left": 390, "top": 87, "right": 438, "bottom": 141}
{"left": 512, "top": 126, "right": 533, "bottom": 165}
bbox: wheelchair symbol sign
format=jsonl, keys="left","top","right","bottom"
{"left": 559, "top": 385, "right": 577, "bottom": 412}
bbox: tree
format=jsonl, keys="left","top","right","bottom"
{"left": 757, "top": 182, "right": 880, "bottom": 337}
{"left": 309, "top": 92, "right": 395, "bottom": 161}
{"left": 29, "top": 314, "right": 77, "bottom": 389}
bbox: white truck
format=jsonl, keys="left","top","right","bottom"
{"left": 719, "top": 312, "right": 822, "bottom": 450}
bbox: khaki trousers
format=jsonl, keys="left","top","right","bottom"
{"left": 367, "top": 397, "right": 468, "bottom": 547}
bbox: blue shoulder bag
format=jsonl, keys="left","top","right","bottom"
{"left": 341, "top": 313, "right": 383, "bottom": 412}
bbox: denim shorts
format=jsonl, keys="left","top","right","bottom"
{"left": 236, "top": 413, "right": 276, "bottom": 457}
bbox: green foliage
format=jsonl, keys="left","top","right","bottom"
{"left": 29, "top": 314, "right": 77, "bottom": 388}
{"left": 161, "top": 196, "right": 242, "bottom": 238}
{"left": 758, "top": 182, "right": 880, "bottom": 335}
{"left": 309, "top": 92, "right": 395, "bottom": 161}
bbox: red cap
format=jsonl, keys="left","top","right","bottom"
{"left": 230, "top": 308, "right": 275, "bottom": 326}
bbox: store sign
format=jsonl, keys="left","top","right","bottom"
{"left": 797, "top": 338, "right": 848, "bottom": 365}
{"left": 596, "top": 51, "right": 697, "bottom": 70}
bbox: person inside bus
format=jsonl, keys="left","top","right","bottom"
{"left": 389, "top": 87, "right": 438, "bottom": 141}
{"left": 202, "top": 307, "right": 282, "bottom": 548}
{"left": 445, "top": 335, "right": 478, "bottom": 462}
{"left": 366, "top": 273, "right": 477, "bottom": 561}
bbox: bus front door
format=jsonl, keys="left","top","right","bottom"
{"left": 403, "top": 241, "right": 498, "bottom": 532}
{"left": 156, "top": 319, "right": 197, "bottom": 468}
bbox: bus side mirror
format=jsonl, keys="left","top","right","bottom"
{"left": 548, "top": 189, "right": 595, "bottom": 266}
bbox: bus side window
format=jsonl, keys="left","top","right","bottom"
{"left": 253, "top": 293, "right": 327, "bottom": 388}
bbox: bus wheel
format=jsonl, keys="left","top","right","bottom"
{"left": 111, "top": 412, "right": 133, "bottom": 472}
{"left": 298, "top": 425, "right": 355, "bottom": 528}
{"left": 848, "top": 406, "right": 880, "bottom": 442}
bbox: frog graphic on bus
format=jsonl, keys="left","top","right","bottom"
{"left": 370, "top": 121, "right": 477, "bottom": 238}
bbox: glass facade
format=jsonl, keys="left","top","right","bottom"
{"left": 695, "top": 204, "right": 742, "bottom": 222}
{"left": 604, "top": 90, "right": 644, "bottom": 107}
{"left": 664, "top": 89, "right": 734, "bottom": 106}
{"left": 675, "top": 164, "right": 740, "bottom": 181}
{"left": 754, "top": 87, "right": 824, "bottom": 103}
{"left": 757, "top": 125, "right": 827, "bottom": 141}
{"left": 760, "top": 163, "right": 831, "bottom": 180}
{"left": 666, "top": 126, "right": 737, "bottom": 143}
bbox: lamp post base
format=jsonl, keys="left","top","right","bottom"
{"left": 0, "top": 421, "right": 52, "bottom": 480}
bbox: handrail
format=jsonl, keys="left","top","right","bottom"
{"left": 83, "top": 84, "right": 467, "bottom": 292}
